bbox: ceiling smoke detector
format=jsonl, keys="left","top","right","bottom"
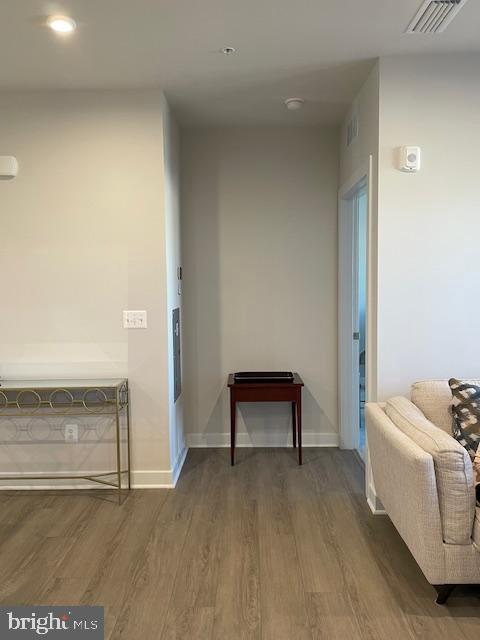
{"left": 284, "top": 98, "right": 305, "bottom": 111}
{"left": 406, "top": 0, "right": 470, "bottom": 34}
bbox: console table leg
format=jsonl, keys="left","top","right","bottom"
{"left": 230, "top": 396, "right": 236, "bottom": 466}
{"left": 291, "top": 402, "right": 297, "bottom": 448}
{"left": 115, "top": 396, "right": 122, "bottom": 504}
{"left": 126, "top": 384, "right": 132, "bottom": 490}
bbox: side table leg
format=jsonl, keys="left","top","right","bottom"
{"left": 291, "top": 402, "right": 297, "bottom": 448}
{"left": 297, "top": 397, "right": 302, "bottom": 465}
{"left": 230, "top": 396, "right": 236, "bottom": 466}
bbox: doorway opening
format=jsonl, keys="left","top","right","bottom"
{"left": 338, "top": 169, "right": 370, "bottom": 460}
{"left": 355, "top": 186, "right": 368, "bottom": 459}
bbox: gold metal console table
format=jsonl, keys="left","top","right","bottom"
{"left": 0, "top": 378, "right": 131, "bottom": 503}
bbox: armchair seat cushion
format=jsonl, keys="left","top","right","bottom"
{"left": 386, "top": 396, "right": 476, "bottom": 545}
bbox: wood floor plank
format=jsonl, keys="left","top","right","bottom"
{"left": 280, "top": 454, "right": 345, "bottom": 593}
{"left": 446, "top": 591, "right": 480, "bottom": 640}
{"left": 41, "top": 577, "right": 91, "bottom": 605}
{"left": 320, "top": 491, "right": 418, "bottom": 640}
{"left": 111, "top": 450, "right": 217, "bottom": 639}
{"left": 256, "top": 450, "right": 313, "bottom": 640}
{"left": 161, "top": 606, "right": 215, "bottom": 640}
{"left": 53, "top": 496, "right": 130, "bottom": 579}
{"left": 81, "top": 491, "right": 168, "bottom": 638}
{"left": 0, "top": 535, "right": 77, "bottom": 603}
{"left": 212, "top": 452, "right": 261, "bottom": 640}
{"left": 159, "top": 451, "right": 230, "bottom": 639}
{"left": 305, "top": 591, "right": 367, "bottom": 640}
{"left": 0, "top": 497, "right": 82, "bottom": 589}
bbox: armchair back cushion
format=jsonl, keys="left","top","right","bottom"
{"left": 411, "top": 379, "right": 480, "bottom": 434}
{"left": 386, "top": 396, "right": 476, "bottom": 545}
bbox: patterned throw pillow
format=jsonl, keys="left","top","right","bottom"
{"left": 449, "top": 378, "right": 480, "bottom": 505}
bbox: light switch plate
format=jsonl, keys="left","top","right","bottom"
{"left": 123, "top": 310, "right": 147, "bottom": 329}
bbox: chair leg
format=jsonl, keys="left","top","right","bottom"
{"left": 230, "top": 397, "right": 236, "bottom": 466}
{"left": 297, "top": 397, "right": 302, "bottom": 465}
{"left": 435, "top": 584, "right": 456, "bottom": 605}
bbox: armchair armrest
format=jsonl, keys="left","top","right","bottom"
{"left": 366, "top": 403, "right": 446, "bottom": 584}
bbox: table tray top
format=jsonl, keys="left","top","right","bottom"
{"left": 228, "top": 372, "right": 303, "bottom": 386}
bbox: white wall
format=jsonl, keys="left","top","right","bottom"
{"left": 377, "top": 54, "right": 480, "bottom": 399}
{"left": 340, "top": 64, "right": 379, "bottom": 186}
{"left": 0, "top": 90, "right": 179, "bottom": 486}
{"left": 181, "top": 127, "right": 339, "bottom": 446}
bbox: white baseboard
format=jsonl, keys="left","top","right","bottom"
{"left": 186, "top": 432, "right": 339, "bottom": 448}
{"left": 117, "top": 445, "right": 188, "bottom": 488}
{"left": 367, "top": 493, "right": 386, "bottom": 515}
{"left": 0, "top": 446, "right": 190, "bottom": 491}
{"left": 130, "top": 470, "right": 175, "bottom": 489}
{"left": 365, "top": 453, "right": 386, "bottom": 515}
{"left": 171, "top": 444, "right": 189, "bottom": 486}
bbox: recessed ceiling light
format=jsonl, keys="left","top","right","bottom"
{"left": 284, "top": 98, "right": 305, "bottom": 111}
{"left": 46, "top": 15, "right": 76, "bottom": 33}
{"left": 221, "top": 46, "right": 236, "bottom": 55}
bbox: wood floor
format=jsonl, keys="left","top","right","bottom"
{"left": 0, "top": 448, "right": 478, "bottom": 639}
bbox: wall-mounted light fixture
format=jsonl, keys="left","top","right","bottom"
{"left": 46, "top": 15, "right": 77, "bottom": 34}
{"left": 0, "top": 156, "right": 18, "bottom": 179}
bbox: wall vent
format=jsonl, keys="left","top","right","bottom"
{"left": 406, "top": 0, "right": 469, "bottom": 33}
{"left": 346, "top": 114, "right": 358, "bottom": 147}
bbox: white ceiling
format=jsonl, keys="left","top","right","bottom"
{"left": 1, "top": 0, "right": 479, "bottom": 126}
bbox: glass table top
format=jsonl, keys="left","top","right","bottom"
{"left": 0, "top": 378, "right": 127, "bottom": 390}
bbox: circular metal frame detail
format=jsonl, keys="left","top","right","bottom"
{"left": 0, "top": 417, "right": 18, "bottom": 442}
{"left": 119, "top": 383, "right": 128, "bottom": 409}
{"left": 49, "top": 388, "right": 74, "bottom": 412}
{"left": 0, "top": 391, "right": 8, "bottom": 411}
{"left": 27, "top": 418, "right": 52, "bottom": 441}
{"left": 82, "top": 388, "right": 108, "bottom": 413}
{"left": 16, "top": 389, "right": 42, "bottom": 412}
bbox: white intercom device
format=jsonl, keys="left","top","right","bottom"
{"left": 397, "top": 146, "right": 421, "bottom": 173}
{"left": 0, "top": 156, "right": 18, "bottom": 179}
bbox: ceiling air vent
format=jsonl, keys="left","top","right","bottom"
{"left": 406, "top": 0, "right": 469, "bottom": 33}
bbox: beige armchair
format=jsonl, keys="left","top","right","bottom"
{"left": 366, "top": 380, "right": 480, "bottom": 604}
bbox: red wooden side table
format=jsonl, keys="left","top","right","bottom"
{"left": 227, "top": 372, "right": 304, "bottom": 465}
